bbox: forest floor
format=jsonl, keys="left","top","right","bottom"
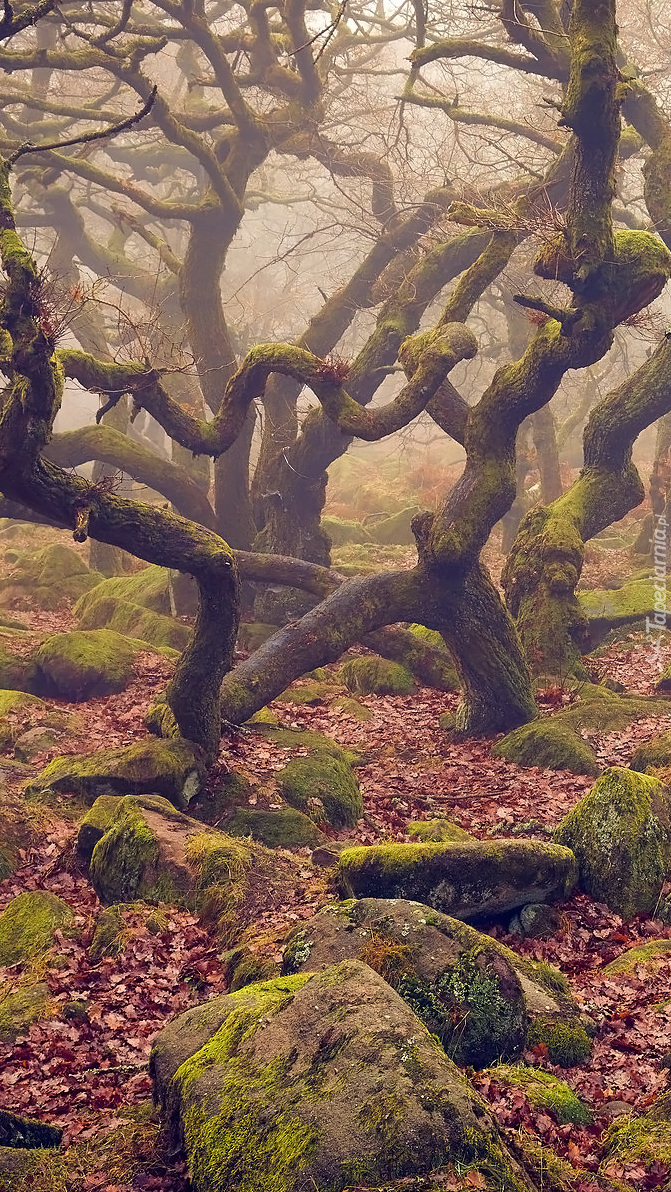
{"left": 0, "top": 521, "right": 669, "bottom": 1191}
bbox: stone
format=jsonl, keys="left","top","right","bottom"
{"left": 553, "top": 766, "right": 671, "bottom": 918}
{"left": 74, "top": 564, "right": 197, "bottom": 620}
{"left": 493, "top": 719, "right": 599, "bottom": 777}
{"left": 150, "top": 961, "right": 534, "bottom": 1192}
{"left": 224, "top": 807, "right": 327, "bottom": 849}
{"left": 76, "top": 590, "right": 191, "bottom": 651}
{"left": 0, "top": 891, "right": 74, "bottom": 967}
{"left": 276, "top": 753, "right": 363, "bottom": 829}
{"left": 630, "top": 729, "right": 671, "bottom": 771}
{"left": 337, "top": 839, "right": 577, "bottom": 920}
{"left": 407, "top": 819, "right": 474, "bottom": 843}
{"left": 339, "top": 655, "right": 415, "bottom": 696}
{"left": 0, "top": 1109, "right": 62, "bottom": 1149}
{"left": 508, "top": 903, "right": 564, "bottom": 939}
{"left": 32, "top": 629, "right": 166, "bottom": 700}
{"left": 13, "top": 726, "right": 61, "bottom": 762}
{"left": 0, "top": 544, "right": 103, "bottom": 610}
{"left": 27, "top": 737, "right": 205, "bottom": 809}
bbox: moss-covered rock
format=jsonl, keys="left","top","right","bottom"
{"left": 0, "top": 544, "right": 103, "bottom": 610}
{"left": 579, "top": 576, "right": 660, "bottom": 641}
{"left": 598, "top": 1108, "right": 671, "bottom": 1182}
{"left": 77, "top": 794, "right": 122, "bottom": 863}
{"left": 630, "top": 729, "right": 671, "bottom": 772}
{"left": 74, "top": 564, "right": 197, "bottom": 620}
{"left": 150, "top": 961, "right": 534, "bottom": 1192}
{"left": 337, "top": 840, "right": 577, "bottom": 921}
{"left": 553, "top": 766, "right": 671, "bottom": 918}
{"left": 603, "top": 938, "right": 671, "bottom": 975}
{"left": 13, "top": 726, "right": 61, "bottom": 762}
{"left": 525, "top": 1017, "right": 592, "bottom": 1067}
{"left": 557, "top": 691, "right": 671, "bottom": 734}
{"left": 484, "top": 1066, "right": 591, "bottom": 1124}
{"left": 339, "top": 655, "right": 415, "bottom": 696}
{"left": 369, "top": 506, "right": 421, "bottom": 545}
{"left": 0, "top": 891, "right": 74, "bottom": 967}
{"left": 247, "top": 723, "right": 363, "bottom": 767}
{"left": 76, "top": 591, "right": 191, "bottom": 652}
{"left": 224, "top": 807, "right": 327, "bottom": 849}
{"left": 493, "top": 719, "right": 599, "bottom": 776}
{"left": 27, "top": 738, "right": 205, "bottom": 809}
{"left": 275, "top": 678, "right": 345, "bottom": 705}
{"left": 330, "top": 696, "right": 373, "bottom": 722}
{"left": 0, "top": 982, "right": 50, "bottom": 1042}
{"left": 321, "top": 516, "right": 373, "bottom": 546}
{"left": 407, "top": 819, "right": 473, "bottom": 843}
{"left": 32, "top": 628, "right": 167, "bottom": 700}
{"left": 408, "top": 624, "right": 445, "bottom": 650}
{"left": 0, "top": 1109, "right": 62, "bottom": 1148}
{"left": 282, "top": 899, "right": 583, "bottom": 1070}
{"left": 0, "top": 642, "right": 37, "bottom": 694}
{"left": 276, "top": 753, "right": 363, "bottom": 829}
{"left": 236, "top": 622, "right": 276, "bottom": 653}
{"left": 0, "top": 690, "right": 43, "bottom": 717}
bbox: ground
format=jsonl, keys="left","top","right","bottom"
{"left": 0, "top": 505, "right": 670, "bottom": 1191}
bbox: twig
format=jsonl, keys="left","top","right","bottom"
{"left": 7, "top": 87, "right": 157, "bottom": 166}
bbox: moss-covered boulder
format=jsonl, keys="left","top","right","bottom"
{"left": 556, "top": 690, "right": 671, "bottom": 734}
{"left": 483, "top": 1066, "right": 591, "bottom": 1125}
{"left": 407, "top": 819, "right": 473, "bottom": 843}
{"left": 0, "top": 891, "right": 74, "bottom": 966}
{"left": 0, "top": 641, "right": 37, "bottom": 693}
{"left": 74, "top": 563, "right": 197, "bottom": 620}
{"left": 248, "top": 723, "right": 363, "bottom": 767}
{"left": 76, "top": 794, "right": 122, "bottom": 863}
{"left": 369, "top": 505, "right": 421, "bottom": 545}
{"left": 13, "top": 726, "right": 61, "bottom": 762}
{"left": 276, "top": 753, "right": 363, "bottom": 829}
{"left": 655, "top": 663, "right": 671, "bottom": 692}
{"left": 32, "top": 628, "right": 172, "bottom": 700}
{"left": 553, "top": 767, "right": 671, "bottom": 918}
{"left": 275, "top": 678, "right": 345, "bottom": 706}
{"left": 282, "top": 898, "right": 585, "bottom": 1069}
{"left": 27, "top": 738, "right": 205, "bottom": 809}
{"left": 0, "top": 544, "right": 103, "bottom": 610}
{"left": 339, "top": 655, "right": 415, "bottom": 696}
{"left": 630, "top": 729, "right": 671, "bottom": 772}
{"left": 150, "top": 962, "right": 534, "bottom": 1192}
{"left": 0, "top": 982, "right": 50, "bottom": 1042}
{"left": 493, "top": 719, "right": 599, "bottom": 776}
{"left": 337, "top": 839, "right": 577, "bottom": 921}
{"left": 603, "top": 938, "right": 671, "bottom": 975}
{"left": 75, "top": 590, "right": 191, "bottom": 652}
{"left": 579, "top": 576, "right": 660, "bottom": 643}
{"left": 0, "top": 1109, "right": 62, "bottom": 1149}
{"left": 321, "top": 515, "right": 373, "bottom": 546}
{"left": 225, "top": 807, "right": 327, "bottom": 849}
{"left": 598, "top": 1105, "right": 671, "bottom": 1185}
{"left": 0, "top": 690, "right": 45, "bottom": 751}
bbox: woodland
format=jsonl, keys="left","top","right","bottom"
{"left": 4, "top": 0, "right": 671, "bottom": 1189}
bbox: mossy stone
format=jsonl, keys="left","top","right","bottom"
{"left": 89, "top": 795, "right": 194, "bottom": 905}
{"left": 0, "top": 891, "right": 74, "bottom": 967}
{"left": 407, "top": 819, "right": 473, "bottom": 843}
{"left": 493, "top": 719, "right": 599, "bottom": 776}
{"left": 0, "top": 982, "right": 50, "bottom": 1042}
{"left": 553, "top": 766, "right": 671, "bottom": 918}
{"left": 0, "top": 1109, "right": 62, "bottom": 1148}
{"left": 88, "top": 906, "right": 126, "bottom": 962}
{"left": 408, "top": 624, "right": 445, "bottom": 650}
{"left": 0, "top": 543, "right": 103, "bottom": 610}
{"left": 76, "top": 591, "right": 191, "bottom": 651}
{"left": 603, "top": 938, "right": 671, "bottom": 975}
{"left": 484, "top": 1066, "right": 591, "bottom": 1124}
{"left": 579, "top": 577, "right": 659, "bottom": 637}
{"left": 248, "top": 723, "right": 363, "bottom": 766}
{"left": 330, "top": 696, "right": 373, "bottom": 722}
{"left": 337, "top": 840, "right": 577, "bottom": 920}
{"left": 557, "top": 692, "right": 671, "bottom": 733}
{"left": 77, "top": 794, "right": 122, "bottom": 863}
{"left": 0, "top": 643, "right": 37, "bottom": 694}
{"left": 369, "top": 506, "right": 421, "bottom": 545}
{"left": 276, "top": 754, "right": 363, "bottom": 829}
{"left": 225, "top": 807, "right": 327, "bottom": 849}
{"left": 630, "top": 729, "right": 671, "bottom": 772}
{"left": 339, "top": 655, "right": 415, "bottom": 696}
{"left": 599, "top": 1112, "right": 671, "bottom": 1183}
{"left": 321, "top": 516, "right": 373, "bottom": 546}
{"left": 74, "top": 564, "right": 197, "bottom": 619}
{"left": 33, "top": 629, "right": 159, "bottom": 700}
{"left": 150, "top": 961, "right": 532, "bottom": 1192}
{"left": 0, "top": 690, "right": 43, "bottom": 717}
{"left": 27, "top": 737, "right": 205, "bottom": 809}
{"left": 275, "top": 679, "right": 343, "bottom": 705}
{"left": 526, "top": 1017, "right": 592, "bottom": 1067}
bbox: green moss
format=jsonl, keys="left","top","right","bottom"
{"left": 0, "top": 981, "right": 50, "bottom": 1042}
{"left": 557, "top": 693, "right": 671, "bottom": 733}
{"left": 630, "top": 730, "right": 671, "bottom": 771}
{"left": 600, "top": 1113, "right": 671, "bottom": 1175}
{"left": 88, "top": 906, "right": 125, "bottom": 962}
{"left": 28, "top": 737, "right": 204, "bottom": 808}
{"left": 246, "top": 706, "right": 280, "bottom": 725}
{"left": 493, "top": 719, "right": 599, "bottom": 776}
{"left": 486, "top": 1065, "right": 591, "bottom": 1124}
{"left": 76, "top": 794, "right": 121, "bottom": 863}
{"left": 76, "top": 592, "right": 191, "bottom": 651}
{"left": 330, "top": 696, "right": 373, "bottom": 722}
{"left": 33, "top": 629, "right": 160, "bottom": 700}
{"left": 0, "top": 891, "right": 74, "bottom": 967}
{"left": 248, "top": 724, "right": 362, "bottom": 766}
{"left": 603, "top": 938, "right": 671, "bottom": 975}
{"left": 225, "top": 807, "right": 326, "bottom": 849}
{"left": 275, "top": 679, "right": 343, "bottom": 706}
{"left": 321, "top": 516, "right": 373, "bottom": 546}
{"left": 407, "top": 624, "right": 445, "bottom": 650}
{"left": 578, "top": 577, "right": 660, "bottom": 629}
{"left": 0, "top": 690, "right": 43, "bottom": 716}
{"left": 517, "top": 1136, "right": 590, "bottom": 1190}
{"left": 0, "top": 543, "right": 103, "bottom": 610}
{"left": 369, "top": 507, "right": 421, "bottom": 546}
{"left": 0, "top": 1109, "right": 62, "bottom": 1148}
{"left": 553, "top": 766, "right": 671, "bottom": 918}
{"left": 339, "top": 656, "right": 415, "bottom": 696}
{"left": 73, "top": 565, "right": 175, "bottom": 619}
{"left": 276, "top": 753, "right": 363, "bottom": 829}
{"left": 407, "top": 819, "right": 473, "bottom": 843}
{"left": 526, "top": 1017, "right": 591, "bottom": 1067}
{"left": 89, "top": 798, "right": 163, "bottom": 905}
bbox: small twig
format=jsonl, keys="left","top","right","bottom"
{"left": 7, "top": 86, "right": 157, "bottom": 166}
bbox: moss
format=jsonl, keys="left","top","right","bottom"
{"left": 32, "top": 629, "right": 160, "bottom": 700}
{"left": 407, "top": 819, "right": 473, "bottom": 843}
{"left": 517, "top": 1136, "right": 590, "bottom": 1190}
{"left": 248, "top": 724, "right": 363, "bottom": 766}
{"left": 557, "top": 693, "right": 671, "bottom": 733}
{"left": 486, "top": 1065, "right": 591, "bottom": 1124}
{"left": 493, "top": 720, "right": 599, "bottom": 776}
{"left": 246, "top": 706, "right": 280, "bottom": 725}
{"left": 0, "top": 1109, "right": 62, "bottom": 1149}
{"left": 76, "top": 592, "right": 191, "bottom": 651}
{"left": 553, "top": 766, "right": 671, "bottom": 918}
{"left": 27, "top": 737, "right": 204, "bottom": 808}
{"left": 321, "top": 516, "right": 373, "bottom": 546}
{"left": 600, "top": 1113, "right": 671, "bottom": 1175}
{"left": 603, "top": 938, "right": 671, "bottom": 975}
{"left": 0, "top": 690, "right": 43, "bottom": 717}
{"left": 237, "top": 623, "right": 276, "bottom": 653}
{"left": 76, "top": 794, "right": 121, "bottom": 863}
{"left": 88, "top": 906, "right": 125, "bottom": 962}
{"left": 0, "top": 543, "right": 103, "bottom": 610}
{"left": 630, "top": 729, "right": 671, "bottom": 771}
{"left": 275, "top": 679, "right": 344, "bottom": 706}
{"left": 73, "top": 564, "right": 176, "bottom": 619}
{"left": 225, "top": 807, "right": 326, "bottom": 849}
{"left": 408, "top": 624, "right": 445, "bottom": 650}
{"left": 578, "top": 576, "right": 660, "bottom": 631}
{"left": 0, "top": 981, "right": 50, "bottom": 1042}
{"left": 339, "top": 656, "right": 415, "bottom": 696}
{"left": 0, "top": 891, "right": 74, "bottom": 967}
{"left": 276, "top": 753, "right": 363, "bottom": 828}
{"left": 331, "top": 696, "right": 373, "bottom": 722}
{"left": 89, "top": 798, "right": 164, "bottom": 905}
{"left": 526, "top": 1017, "right": 591, "bottom": 1067}
{"left": 369, "top": 507, "right": 421, "bottom": 546}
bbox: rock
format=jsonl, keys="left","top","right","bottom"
{"left": 557, "top": 690, "right": 671, "bottom": 734}
{"left": 630, "top": 728, "right": 671, "bottom": 771}
{"left": 321, "top": 515, "right": 373, "bottom": 545}
{"left": 150, "top": 961, "right": 534, "bottom": 1192}
{"left": 369, "top": 505, "right": 421, "bottom": 544}
{"left": 0, "top": 891, "right": 74, "bottom": 967}
{"left": 220, "top": 946, "right": 278, "bottom": 992}
{"left": 275, "top": 678, "right": 345, "bottom": 705}
{"left": 330, "top": 696, "right": 373, "bottom": 721}
{"left": 13, "top": 726, "right": 61, "bottom": 762}
{"left": 32, "top": 628, "right": 168, "bottom": 700}
{"left": 189, "top": 770, "right": 251, "bottom": 826}
{"left": 276, "top": 753, "right": 363, "bottom": 829}
{"left": 493, "top": 719, "right": 599, "bottom": 776}
{"left": 579, "top": 576, "right": 660, "bottom": 643}
{"left": 482, "top": 1066, "right": 591, "bottom": 1125}
{"left": 603, "top": 938, "right": 671, "bottom": 976}
{"left": 61, "top": 999, "right": 90, "bottom": 1024}
{"left": 407, "top": 819, "right": 474, "bottom": 843}
{"left": 76, "top": 590, "right": 191, "bottom": 651}
{"left": 0, "top": 983, "right": 50, "bottom": 1042}
{"left": 337, "top": 839, "right": 577, "bottom": 920}
{"left": 598, "top": 1105, "right": 671, "bottom": 1183}
{"left": 225, "top": 807, "right": 327, "bottom": 849}
{"left": 87, "top": 906, "right": 126, "bottom": 962}
{"left": 0, "top": 544, "right": 103, "bottom": 610}
{"left": 248, "top": 723, "right": 363, "bottom": 767}
{"left": 74, "top": 564, "right": 197, "bottom": 620}
{"left": 0, "top": 641, "right": 37, "bottom": 693}
{"left": 408, "top": 623, "right": 445, "bottom": 650}
{"left": 0, "top": 1109, "right": 62, "bottom": 1148}
{"left": 77, "top": 795, "right": 122, "bottom": 863}
{"left": 27, "top": 737, "right": 205, "bottom": 808}
{"left": 339, "top": 655, "right": 415, "bottom": 696}
{"left": 553, "top": 766, "right": 671, "bottom": 918}
{"left": 0, "top": 690, "right": 43, "bottom": 717}
{"left": 282, "top": 898, "right": 586, "bottom": 1068}
{"left": 508, "top": 903, "right": 564, "bottom": 939}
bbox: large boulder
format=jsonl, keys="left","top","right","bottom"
{"left": 0, "top": 544, "right": 102, "bottom": 610}
{"left": 339, "top": 655, "right": 415, "bottom": 696}
{"left": 553, "top": 766, "right": 671, "bottom": 918}
{"left": 76, "top": 590, "right": 191, "bottom": 652}
{"left": 32, "top": 629, "right": 170, "bottom": 700}
{"left": 150, "top": 962, "right": 534, "bottom": 1192}
{"left": 493, "top": 719, "right": 599, "bottom": 776}
{"left": 73, "top": 564, "right": 197, "bottom": 620}
{"left": 282, "top": 898, "right": 589, "bottom": 1068}
{"left": 337, "top": 839, "right": 577, "bottom": 920}
{"left": 276, "top": 753, "right": 363, "bottom": 829}
{"left": 27, "top": 737, "right": 205, "bottom": 808}
{"left": 224, "top": 807, "right": 327, "bottom": 849}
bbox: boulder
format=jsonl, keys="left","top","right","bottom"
{"left": 579, "top": 576, "right": 660, "bottom": 643}
{"left": 0, "top": 891, "right": 74, "bottom": 967}
{"left": 369, "top": 505, "right": 421, "bottom": 544}
{"left": 337, "top": 839, "right": 577, "bottom": 920}
{"left": 282, "top": 898, "right": 588, "bottom": 1068}
{"left": 276, "top": 754, "right": 363, "bottom": 829}
{"left": 13, "top": 726, "right": 61, "bottom": 762}
{"left": 407, "top": 819, "right": 474, "bottom": 843}
{"left": 630, "top": 728, "right": 671, "bottom": 772}
{"left": 27, "top": 737, "right": 205, "bottom": 808}
{"left": 76, "top": 794, "right": 123, "bottom": 863}
{"left": 150, "top": 962, "right": 534, "bottom": 1192}
{"left": 339, "top": 655, "right": 415, "bottom": 696}
{"left": 225, "top": 807, "right": 327, "bottom": 849}
{"left": 508, "top": 903, "right": 564, "bottom": 939}
{"left": 493, "top": 719, "right": 599, "bottom": 777}
{"left": 321, "top": 515, "right": 373, "bottom": 545}
{"left": 603, "top": 938, "right": 671, "bottom": 976}
{"left": 0, "top": 983, "right": 50, "bottom": 1043}
{"left": 32, "top": 628, "right": 171, "bottom": 700}
{"left": 73, "top": 564, "right": 197, "bottom": 620}
{"left": 75, "top": 590, "right": 191, "bottom": 651}
{"left": 553, "top": 766, "right": 671, "bottom": 918}
{"left": 0, "top": 544, "right": 103, "bottom": 610}
{"left": 0, "top": 1109, "right": 62, "bottom": 1149}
